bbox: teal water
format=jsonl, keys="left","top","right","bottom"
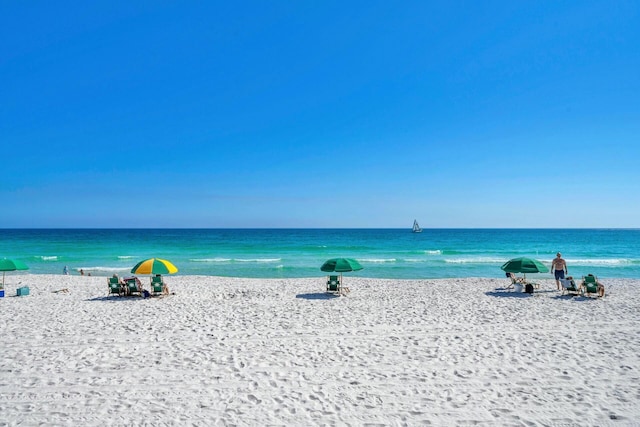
{"left": 1, "top": 229, "right": 639, "bottom": 279}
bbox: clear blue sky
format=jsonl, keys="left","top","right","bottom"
{"left": 2, "top": 1, "right": 639, "bottom": 228}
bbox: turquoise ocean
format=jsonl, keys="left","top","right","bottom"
{"left": 1, "top": 229, "right": 639, "bottom": 279}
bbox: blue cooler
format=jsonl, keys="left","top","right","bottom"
{"left": 0, "top": 289, "right": 4, "bottom": 298}
{"left": 17, "top": 287, "right": 30, "bottom": 296}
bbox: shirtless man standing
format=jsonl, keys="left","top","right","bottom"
{"left": 551, "top": 252, "right": 568, "bottom": 290}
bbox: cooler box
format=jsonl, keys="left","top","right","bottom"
{"left": 0, "top": 289, "right": 4, "bottom": 298}
{"left": 17, "top": 287, "right": 30, "bottom": 296}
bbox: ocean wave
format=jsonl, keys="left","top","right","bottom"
{"left": 190, "top": 257, "right": 282, "bottom": 263}
{"left": 117, "top": 256, "right": 136, "bottom": 260}
{"left": 77, "top": 266, "right": 128, "bottom": 273}
{"left": 359, "top": 258, "right": 397, "bottom": 263}
{"left": 36, "top": 256, "right": 58, "bottom": 261}
{"left": 404, "top": 258, "right": 427, "bottom": 263}
{"left": 444, "top": 257, "right": 507, "bottom": 264}
{"left": 424, "top": 250, "right": 442, "bottom": 255}
{"left": 411, "top": 249, "right": 481, "bottom": 256}
{"left": 567, "top": 258, "right": 636, "bottom": 266}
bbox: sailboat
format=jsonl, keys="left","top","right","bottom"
{"left": 412, "top": 219, "right": 422, "bottom": 233}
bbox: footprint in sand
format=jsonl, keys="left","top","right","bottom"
{"left": 247, "top": 394, "right": 261, "bottom": 404}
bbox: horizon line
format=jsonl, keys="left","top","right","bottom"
{"left": 1, "top": 227, "right": 638, "bottom": 231}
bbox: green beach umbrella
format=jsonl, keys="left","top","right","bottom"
{"left": 320, "top": 258, "right": 363, "bottom": 290}
{"left": 321, "top": 258, "right": 363, "bottom": 273}
{"left": 501, "top": 257, "right": 548, "bottom": 277}
{"left": 131, "top": 258, "right": 178, "bottom": 275}
{"left": 0, "top": 258, "right": 29, "bottom": 287}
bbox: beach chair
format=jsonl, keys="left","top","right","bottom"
{"left": 560, "top": 277, "right": 581, "bottom": 296}
{"left": 582, "top": 274, "right": 604, "bottom": 297}
{"left": 505, "top": 272, "right": 524, "bottom": 291}
{"left": 505, "top": 272, "right": 538, "bottom": 292}
{"left": 151, "top": 275, "right": 164, "bottom": 295}
{"left": 505, "top": 272, "right": 515, "bottom": 290}
{"left": 125, "top": 277, "right": 143, "bottom": 296}
{"left": 326, "top": 275, "right": 341, "bottom": 293}
{"left": 107, "top": 276, "right": 123, "bottom": 296}
{"left": 326, "top": 275, "right": 350, "bottom": 296}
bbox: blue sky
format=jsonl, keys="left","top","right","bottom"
{"left": 2, "top": 1, "right": 639, "bottom": 228}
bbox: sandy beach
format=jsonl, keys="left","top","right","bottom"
{"left": 1, "top": 274, "right": 639, "bottom": 426}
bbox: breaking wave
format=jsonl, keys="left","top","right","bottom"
{"left": 444, "top": 257, "right": 507, "bottom": 264}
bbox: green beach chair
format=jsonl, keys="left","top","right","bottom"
{"left": 326, "top": 275, "right": 341, "bottom": 293}
{"left": 126, "top": 277, "right": 142, "bottom": 296}
{"left": 582, "top": 274, "right": 604, "bottom": 297}
{"left": 151, "top": 275, "right": 164, "bottom": 295}
{"left": 108, "top": 276, "right": 123, "bottom": 296}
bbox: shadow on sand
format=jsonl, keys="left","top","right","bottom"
{"left": 551, "top": 294, "right": 600, "bottom": 301}
{"left": 485, "top": 290, "right": 533, "bottom": 298}
{"left": 295, "top": 292, "right": 341, "bottom": 300}
{"left": 487, "top": 288, "right": 589, "bottom": 299}
{"left": 87, "top": 295, "right": 142, "bottom": 302}
{"left": 86, "top": 294, "right": 173, "bottom": 302}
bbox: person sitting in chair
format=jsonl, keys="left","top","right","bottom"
{"left": 582, "top": 274, "right": 606, "bottom": 298}
{"left": 506, "top": 272, "right": 525, "bottom": 284}
{"left": 597, "top": 281, "right": 605, "bottom": 298}
{"left": 560, "top": 276, "right": 579, "bottom": 292}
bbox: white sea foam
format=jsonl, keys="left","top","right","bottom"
{"left": 76, "top": 266, "right": 127, "bottom": 273}
{"left": 358, "top": 258, "right": 396, "bottom": 263}
{"left": 190, "top": 258, "right": 281, "bottom": 263}
{"left": 38, "top": 256, "right": 58, "bottom": 261}
{"left": 567, "top": 258, "right": 634, "bottom": 266}
{"left": 117, "top": 256, "right": 136, "bottom": 260}
{"left": 444, "top": 257, "right": 506, "bottom": 264}
{"left": 424, "top": 250, "right": 442, "bottom": 255}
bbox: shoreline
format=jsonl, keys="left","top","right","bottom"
{"left": 2, "top": 275, "right": 639, "bottom": 424}
{"left": 4, "top": 272, "right": 638, "bottom": 283}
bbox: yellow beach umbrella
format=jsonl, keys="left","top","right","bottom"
{"left": 131, "top": 258, "right": 178, "bottom": 275}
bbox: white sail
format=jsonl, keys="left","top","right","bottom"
{"left": 412, "top": 220, "right": 422, "bottom": 233}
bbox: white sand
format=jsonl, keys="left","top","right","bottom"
{"left": 1, "top": 274, "right": 639, "bottom": 425}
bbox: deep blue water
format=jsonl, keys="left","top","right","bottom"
{"left": 1, "top": 229, "right": 639, "bottom": 279}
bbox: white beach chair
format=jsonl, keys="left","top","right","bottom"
{"left": 560, "top": 277, "right": 581, "bottom": 296}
